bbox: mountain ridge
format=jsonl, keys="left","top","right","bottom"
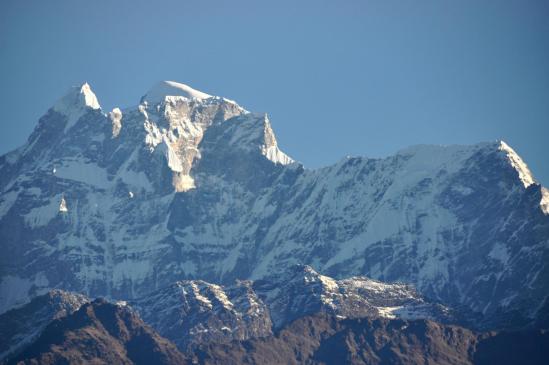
{"left": 4, "top": 295, "right": 549, "bottom": 365}
{"left": 0, "top": 266, "right": 454, "bottom": 361}
{"left": 0, "top": 81, "right": 548, "bottom": 333}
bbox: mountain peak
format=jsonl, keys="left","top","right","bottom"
{"left": 497, "top": 140, "right": 535, "bottom": 188}
{"left": 141, "top": 80, "right": 212, "bottom": 104}
{"left": 53, "top": 82, "right": 101, "bottom": 132}
{"left": 53, "top": 82, "right": 101, "bottom": 113}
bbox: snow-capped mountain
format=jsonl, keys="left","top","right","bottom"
{"left": 0, "top": 81, "right": 548, "bottom": 330}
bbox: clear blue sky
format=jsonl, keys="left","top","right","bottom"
{"left": 1, "top": 0, "right": 548, "bottom": 185}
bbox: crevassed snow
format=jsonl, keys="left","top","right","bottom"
{"left": 53, "top": 83, "right": 101, "bottom": 132}
{"left": 142, "top": 81, "right": 212, "bottom": 104}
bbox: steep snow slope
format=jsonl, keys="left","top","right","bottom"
{"left": 0, "top": 81, "right": 547, "bottom": 331}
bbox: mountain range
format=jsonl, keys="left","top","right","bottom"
{"left": 3, "top": 290, "right": 548, "bottom": 365}
{"left": 0, "top": 80, "right": 548, "bottom": 363}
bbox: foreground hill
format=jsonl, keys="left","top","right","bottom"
{"left": 2, "top": 267, "right": 451, "bottom": 359}
{"left": 195, "top": 314, "right": 549, "bottom": 365}
{"left": 7, "top": 299, "right": 188, "bottom": 365}
{"left": 2, "top": 267, "right": 548, "bottom": 364}
{"left": 7, "top": 300, "right": 549, "bottom": 365}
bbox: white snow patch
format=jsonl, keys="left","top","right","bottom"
{"left": 376, "top": 306, "right": 403, "bottom": 319}
{"left": 143, "top": 81, "right": 212, "bottom": 104}
{"left": 59, "top": 196, "right": 68, "bottom": 213}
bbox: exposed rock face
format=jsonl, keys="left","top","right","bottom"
{"left": 6, "top": 299, "right": 189, "bottom": 365}
{"left": 0, "top": 81, "right": 548, "bottom": 332}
